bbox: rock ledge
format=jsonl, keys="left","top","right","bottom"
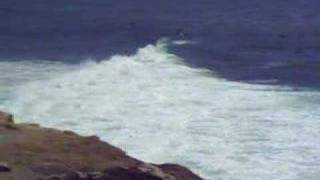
{"left": 0, "top": 111, "right": 203, "bottom": 180}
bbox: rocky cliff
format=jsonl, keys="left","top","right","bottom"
{"left": 0, "top": 111, "right": 203, "bottom": 180}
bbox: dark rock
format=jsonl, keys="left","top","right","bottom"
{"left": 137, "top": 163, "right": 173, "bottom": 180}
{"left": 26, "top": 123, "right": 40, "bottom": 127}
{"left": 86, "top": 135, "right": 100, "bottom": 141}
{"left": 39, "top": 172, "right": 80, "bottom": 180}
{"left": 78, "top": 166, "right": 95, "bottom": 173}
{"left": 63, "top": 130, "right": 77, "bottom": 136}
{"left": 0, "top": 162, "right": 11, "bottom": 172}
{"left": 45, "top": 175, "right": 64, "bottom": 180}
{"left": 103, "top": 167, "right": 162, "bottom": 180}
{"left": 63, "top": 171, "right": 80, "bottom": 180}
{"left": 32, "top": 163, "right": 71, "bottom": 176}
{"left": 158, "top": 164, "right": 203, "bottom": 180}
{"left": 87, "top": 171, "right": 103, "bottom": 179}
{"left": 3, "top": 123, "right": 18, "bottom": 129}
{"left": 76, "top": 172, "right": 88, "bottom": 179}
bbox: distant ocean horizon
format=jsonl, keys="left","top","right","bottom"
{"left": 1, "top": 1, "right": 320, "bottom": 179}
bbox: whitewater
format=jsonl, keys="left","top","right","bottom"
{"left": 0, "top": 41, "right": 320, "bottom": 180}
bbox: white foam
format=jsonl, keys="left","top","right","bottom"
{"left": 1, "top": 41, "right": 320, "bottom": 180}
{"left": 172, "top": 40, "right": 195, "bottom": 45}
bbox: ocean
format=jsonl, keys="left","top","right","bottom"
{"left": 0, "top": 1, "right": 320, "bottom": 179}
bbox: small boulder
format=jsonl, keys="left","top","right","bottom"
{"left": 0, "top": 162, "right": 11, "bottom": 172}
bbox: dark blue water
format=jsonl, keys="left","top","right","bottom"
{"left": 1, "top": 0, "right": 319, "bottom": 88}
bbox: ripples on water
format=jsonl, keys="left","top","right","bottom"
{"left": 0, "top": 41, "right": 319, "bottom": 180}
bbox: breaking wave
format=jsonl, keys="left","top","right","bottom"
{"left": 1, "top": 41, "right": 320, "bottom": 180}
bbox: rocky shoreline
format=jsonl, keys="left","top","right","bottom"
{"left": 0, "top": 111, "right": 203, "bottom": 180}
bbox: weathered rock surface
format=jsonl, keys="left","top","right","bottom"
{"left": 0, "top": 111, "right": 203, "bottom": 180}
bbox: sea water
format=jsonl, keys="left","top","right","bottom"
{"left": 0, "top": 41, "right": 319, "bottom": 180}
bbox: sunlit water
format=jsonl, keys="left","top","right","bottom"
{"left": 0, "top": 42, "right": 320, "bottom": 180}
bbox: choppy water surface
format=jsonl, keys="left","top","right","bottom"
{"left": 1, "top": 1, "right": 320, "bottom": 179}
{"left": 1, "top": 42, "right": 319, "bottom": 180}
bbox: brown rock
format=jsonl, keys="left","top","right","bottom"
{"left": 0, "top": 111, "right": 17, "bottom": 129}
{"left": 44, "top": 175, "right": 64, "bottom": 180}
{"left": 26, "top": 123, "right": 40, "bottom": 127}
{"left": 87, "top": 171, "right": 104, "bottom": 179}
{"left": 0, "top": 111, "right": 203, "bottom": 180}
{"left": 63, "top": 130, "right": 77, "bottom": 136}
{"left": 103, "top": 167, "right": 163, "bottom": 180}
{"left": 0, "top": 111, "right": 13, "bottom": 123}
{"left": 32, "top": 163, "right": 71, "bottom": 176}
{"left": 138, "top": 164, "right": 174, "bottom": 180}
{"left": 85, "top": 135, "right": 100, "bottom": 141}
{"left": 158, "top": 164, "right": 203, "bottom": 180}
{"left": 76, "top": 172, "right": 88, "bottom": 179}
{"left": 63, "top": 171, "right": 80, "bottom": 180}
